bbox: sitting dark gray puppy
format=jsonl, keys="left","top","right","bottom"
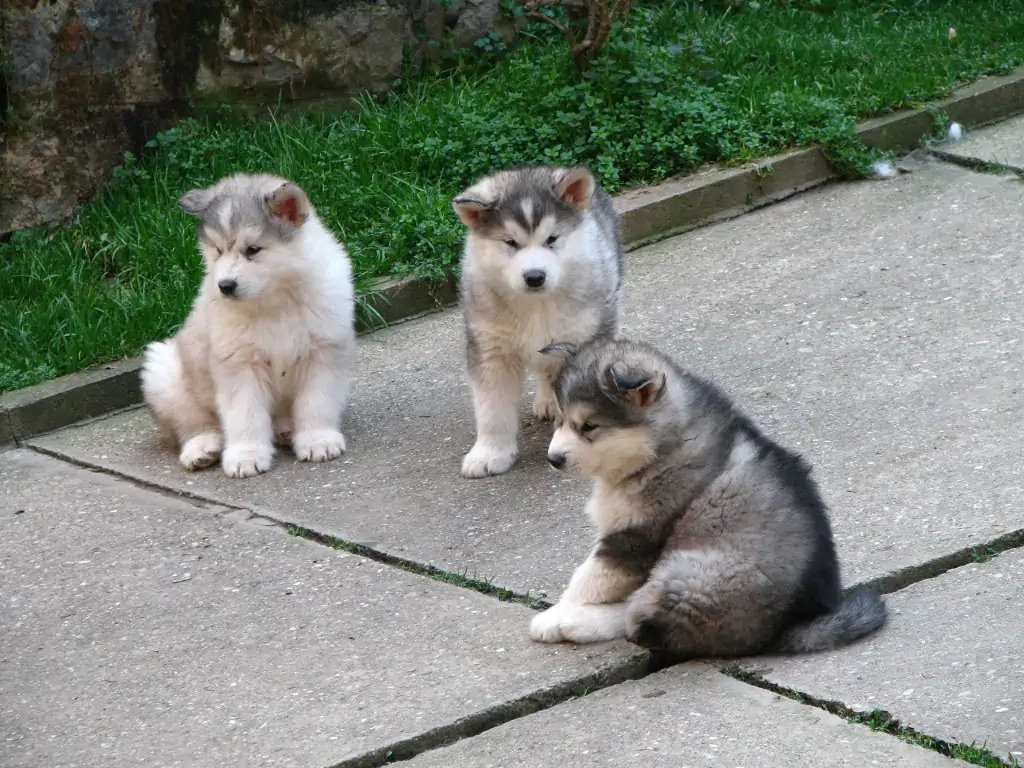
{"left": 531, "top": 338, "right": 887, "bottom": 659}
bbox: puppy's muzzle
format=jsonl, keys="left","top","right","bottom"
{"left": 523, "top": 269, "right": 546, "bottom": 291}
{"left": 547, "top": 453, "right": 567, "bottom": 470}
{"left": 218, "top": 278, "right": 239, "bottom": 297}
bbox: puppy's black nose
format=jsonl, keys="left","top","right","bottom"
{"left": 523, "top": 270, "right": 546, "bottom": 289}
{"left": 547, "top": 453, "right": 566, "bottom": 469}
{"left": 218, "top": 279, "right": 238, "bottom": 297}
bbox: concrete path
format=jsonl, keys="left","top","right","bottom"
{"left": 31, "top": 157, "right": 1024, "bottom": 598}
{"left": 748, "top": 548, "right": 1024, "bottom": 760}
{"left": 405, "top": 666, "right": 963, "bottom": 768}
{"left": 5, "top": 117, "right": 1024, "bottom": 766}
{"left": 0, "top": 450, "right": 642, "bottom": 768}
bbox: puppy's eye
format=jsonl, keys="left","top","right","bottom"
{"left": 244, "top": 245, "right": 262, "bottom": 259}
{"left": 580, "top": 422, "right": 598, "bottom": 436}
{"left": 504, "top": 238, "right": 518, "bottom": 249}
{"left": 545, "top": 234, "right": 559, "bottom": 247}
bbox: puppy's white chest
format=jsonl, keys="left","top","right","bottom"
{"left": 585, "top": 483, "right": 643, "bottom": 534}
{"left": 517, "top": 300, "right": 590, "bottom": 366}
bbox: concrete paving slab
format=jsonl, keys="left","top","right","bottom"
{"left": 747, "top": 547, "right": 1024, "bottom": 761}
{"left": 403, "top": 664, "right": 961, "bottom": 767}
{"left": 31, "top": 161, "right": 1024, "bottom": 596}
{"left": 943, "top": 113, "right": 1024, "bottom": 170}
{"left": 0, "top": 450, "right": 642, "bottom": 768}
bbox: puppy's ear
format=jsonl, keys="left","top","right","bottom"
{"left": 602, "top": 362, "right": 665, "bottom": 408}
{"left": 539, "top": 342, "right": 579, "bottom": 360}
{"left": 178, "top": 187, "right": 216, "bottom": 215}
{"left": 554, "top": 166, "right": 596, "bottom": 210}
{"left": 452, "top": 195, "right": 493, "bottom": 228}
{"left": 265, "top": 182, "right": 310, "bottom": 228}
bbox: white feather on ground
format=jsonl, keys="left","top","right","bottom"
{"left": 871, "top": 161, "right": 897, "bottom": 180}
{"left": 946, "top": 122, "right": 965, "bottom": 142}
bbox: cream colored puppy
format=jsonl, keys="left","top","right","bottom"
{"left": 141, "top": 173, "right": 356, "bottom": 478}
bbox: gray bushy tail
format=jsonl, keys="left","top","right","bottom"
{"left": 773, "top": 588, "right": 888, "bottom": 654}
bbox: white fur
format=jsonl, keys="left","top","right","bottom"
{"left": 946, "top": 122, "right": 965, "bottom": 142}
{"left": 530, "top": 602, "right": 629, "bottom": 644}
{"left": 529, "top": 479, "right": 647, "bottom": 644}
{"left": 141, "top": 177, "right": 356, "bottom": 478}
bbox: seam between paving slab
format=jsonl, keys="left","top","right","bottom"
{"left": 326, "top": 656, "right": 653, "bottom": 768}
{"left": 853, "top": 527, "right": 1024, "bottom": 597}
{"left": 26, "top": 443, "right": 1024, "bottom": 608}
{"left": 928, "top": 147, "right": 1024, "bottom": 176}
{"left": 25, "top": 443, "right": 547, "bottom": 610}
{"left": 720, "top": 666, "right": 1022, "bottom": 768}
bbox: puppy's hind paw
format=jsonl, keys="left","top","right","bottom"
{"left": 461, "top": 442, "right": 518, "bottom": 478}
{"left": 293, "top": 428, "right": 347, "bottom": 463}
{"left": 222, "top": 443, "right": 274, "bottom": 478}
{"left": 179, "top": 432, "right": 223, "bottom": 471}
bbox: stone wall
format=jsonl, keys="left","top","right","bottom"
{"left": 0, "top": 0, "right": 514, "bottom": 235}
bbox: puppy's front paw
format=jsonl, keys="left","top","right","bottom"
{"left": 293, "top": 428, "right": 347, "bottom": 462}
{"left": 530, "top": 606, "right": 566, "bottom": 643}
{"left": 222, "top": 443, "right": 274, "bottom": 478}
{"left": 461, "top": 442, "right": 518, "bottom": 478}
{"left": 179, "top": 432, "right": 223, "bottom": 471}
{"left": 532, "top": 390, "right": 560, "bottom": 422}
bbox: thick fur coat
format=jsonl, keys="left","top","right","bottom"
{"left": 141, "top": 173, "right": 356, "bottom": 478}
{"left": 453, "top": 165, "right": 623, "bottom": 478}
{"left": 531, "top": 338, "right": 887, "bottom": 658}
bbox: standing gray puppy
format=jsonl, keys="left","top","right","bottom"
{"left": 452, "top": 165, "right": 623, "bottom": 478}
{"left": 531, "top": 338, "right": 887, "bottom": 658}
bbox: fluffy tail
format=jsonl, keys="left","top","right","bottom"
{"left": 140, "top": 340, "right": 192, "bottom": 448}
{"left": 773, "top": 588, "right": 887, "bottom": 654}
{"left": 140, "top": 340, "right": 183, "bottom": 407}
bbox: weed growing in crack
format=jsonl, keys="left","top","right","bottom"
{"left": 284, "top": 525, "right": 545, "bottom": 609}
{"left": 721, "top": 666, "right": 1021, "bottom": 768}
{"left": 972, "top": 546, "right": 1002, "bottom": 563}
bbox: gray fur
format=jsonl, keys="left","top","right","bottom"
{"left": 772, "top": 587, "right": 888, "bottom": 654}
{"left": 538, "top": 338, "right": 887, "bottom": 658}
{"left": 453, "top": 165, "right": 625, "bottom": 478}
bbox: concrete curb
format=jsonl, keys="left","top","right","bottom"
{"left": 1, "top": 359, "right": 143, "bottom": 446}
{"left": 4, "top": 65, "right": 1024, "bottom": 447}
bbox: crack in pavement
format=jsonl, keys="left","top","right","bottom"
{"left": 24, "top": 443, "right": 1024, "bottom": 608}
{"left": 25, "top": 443, "right": 547, "bottom": 609}
{"left": 720, "top": 665, "right": 1022, "bottom": 768}
{"left": 927, "top": 147, "right": 1024, "bottom": 177}
{"left": 325, "top": 655, "right": 652, "bottom": 768}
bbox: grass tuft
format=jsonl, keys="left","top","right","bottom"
{"left": 284, "top": 524, "right": 547, "bottom": 609}
{"left": 722, "top": 665, "right": 1022, "bottom": 768}
{"left": 5, "top": 0, "right": 1024, "bottom": 391}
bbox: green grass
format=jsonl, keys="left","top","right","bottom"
{"left": 5, "top": 0, "right": 1024, "bottom": 392}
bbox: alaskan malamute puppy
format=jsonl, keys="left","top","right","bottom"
{"left": 531, "top": 338, "right": 887, "bottom": 658}
{"left": 453, "top": 165, "right": 623, "bottom": 478}
{"left": 141, "top": 173, "right": 356, "bottom": 478}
